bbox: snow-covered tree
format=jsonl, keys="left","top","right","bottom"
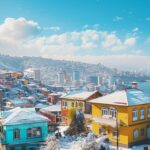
{"left": 70, "top": 133, "right": 98, "bottom": 150}
{"left": 42, "top": 136, "right": 60, "bottom": 150}
{"left": 65, "top": 109, "right": 86, "bottom": 135}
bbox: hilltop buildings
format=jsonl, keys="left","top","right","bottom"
{"left": 24, "top": 68, "right": 41, "bottom": 81}
{"left": 0, "top": 69, "right": 150, "bottom": 149}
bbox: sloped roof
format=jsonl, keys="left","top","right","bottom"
{"left": 89, "top": 89, "right": 150, "bottom": 106}
{"left": 3, "top": 107, "right": 49, "bottom": 125}
{"left": 40, "top": 104, "right": 61, "bottom": 113}
{"left": 61, "top": 91, "right": 99, "bottom": 101}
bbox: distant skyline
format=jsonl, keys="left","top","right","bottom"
{"left": 0, "top": 0, "right": 150, "bottom": 70}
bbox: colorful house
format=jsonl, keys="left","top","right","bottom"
{"left": 90, "top": 85, "right": 150, "bottom": 148}
{"left": 48, "top": 93, "right": 61, "bottom": 105}
{"left": 1, "top": 107, "right": 49, "bottom": 150}
{"left": 61, "top": 91, "right": 102, "bottom": 125}
{"left": 39, "top": 104, "right": 61, "bottom": 132}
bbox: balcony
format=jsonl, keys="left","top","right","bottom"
{"left": 93, "top": 115, "right": 119, "bottom": 128}
{"left": 84, "top": 114, "right": 92, "bottom": 119}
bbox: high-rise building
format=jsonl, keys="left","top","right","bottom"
{"left": 24, "top": 68, "right": 41, "bottom": 81}
{"left": 34, "top": 69, "right": 41, "bottom": 81}
{"left": 87, "top": 76, "right": 98, "bottom": 85}
{"left": 57, "top": 71, "right": 64, "bottom": 84}
{"left": 73, "top": 70, "right": 80, "bottom": 81}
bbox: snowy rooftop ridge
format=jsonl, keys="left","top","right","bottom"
{"left": 3, "top": 107, "right": 49, "bottom": 125}
{"left": 61, "top": 90, "right": 99, "bottom": 101}
{"left": 40, "top": 104, "right": 61, "bottom": 113}
{"left": 89, "top": 89, "right": 150, "bottom": 106}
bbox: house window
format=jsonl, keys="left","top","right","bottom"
{"left": 110, "top": 108, "right": 117, "bottom": 118}
{"left": 22, "top": 145, "right": 26, "bottom": 150}
{"left": 10, "top": 147, "right": 15, "bottom": 150}
{"left": 30, "top": 148, "right": 35, "bottom": 150}
{"left": 141, "top": 128, "right": 145, "bottom": 136}
{"left": 76, "top": 102, "right": 78, "bottom": 107}
{"left": 102, "top": 108, "right": 108, "bottom": 116}
{"left": 140, "top": 108, "right": 144, "bottom": 120}
{"left": 79, "top": 102, "right": 83, "bottom": 108}
{"left": 133, "top": 129, "right": 139, "bottom": 139}
{"left": 112, "top": 129, "right": 119, "bottom": 138}
{"left": 71, "top": 102, "right": 74, "bottom": 107}
{"left": 99, "top": 127, "right": 106, "bottom": 135}
{"left": 13, "top": 129, "right": 20, "bottom": 139}
{"left": 132, "top": 109, "right": 138, "bottom": 121}
{"left": 48, "top": 126, "right": 55, "bottom": 132}
{"left": 27, "top": 127, "right": 41, "bottom": 138}
{"left": 148, "top": 107, "right": 150, "bottom": 118}
{"left": 62, "top": 101, "right": 65, "bottom": 107}
{"left": 64, "top": 101, "right": 67, "bottom": 107}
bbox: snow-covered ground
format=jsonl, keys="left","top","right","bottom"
{"left": 60, "top": 137, "right": 148, "bottom": 150}
{"left": 59, "top": 132, "right": 109, "bottom": 150}
{"left": 58, "top": 126, "right": 148, "bottom": 150}
{"left": 110, "top": 145, "right": 148, "bottom": 150}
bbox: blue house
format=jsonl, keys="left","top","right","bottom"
{"left": 1, "top": 107, "right": 49, "bottom": 150}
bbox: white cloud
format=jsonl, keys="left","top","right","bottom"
{"left": 146, "top": 37, "right": 150, "bottom": 44}
{"left": 146, "top": 18, "right": 150, "bottom": 21}
{"left": 0, "top": 17, "right": 147, "bottom": 70}
{"left": 113, "top": 16, "right": 123, "bottom": 22}
{"left": 0, "top": 17, "right": 137, "bottom": 55}
{"left": 132, "top": 27, "right": 139, "bottom": 32}
{"left": 124, "top": 37, "right": 136, "bottom": 46}
{"left": 93, "top": 24, "right": 100, "bottom": 29}
{"left": 132, "top": 49, "right": 142, "bottom": 55}
{"left": 0, "top": 17, "right": 40, "bottom": 40}
{"left": 83, "top": 24, "right": 89, "bottom": 29}
{"left": 102, "top": 34, "right": 136, "bottom": 51}
{"left": 43, "top": 26, "right": 60, "bottom": 31}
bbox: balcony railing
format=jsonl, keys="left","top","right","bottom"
{"left": 84, "top": 114, "right": 92, "bottom": 119}
{"left": 93, "top": 115, "right": 119, "bottom": 128}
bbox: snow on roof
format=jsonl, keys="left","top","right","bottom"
{"left": 9, "top": 99, "right": 29, "bottom": 104}
{"left": 3, "top": 107, "right": 49, "bottom": 125}
{"left": 89, "top": 89, "right": 150, "bottom": 106}
{"left": 35, "top": 103, "right": 48, "bottom": 109}
{"left": 40, "top": 104, "right": 61, "bottom": 113}
{"left": 49, "top": 93, "right": 61, "bottom": 96}
{"left": 61, "top": 91, "right": 99, "bottom": 101}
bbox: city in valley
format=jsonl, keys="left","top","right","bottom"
{"left": 0, "top": 0, "right": 150, "bottom": 150}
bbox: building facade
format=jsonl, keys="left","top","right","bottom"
{"left": 90, "top": 87, "right": 150, "bottom": 148}
{"left": 1, "top": 107, "right": 49, "bottom": 150}
{"left": 61, "top": 91, "right": 102, "bottom": 125}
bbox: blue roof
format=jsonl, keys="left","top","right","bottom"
{"left": 127, "top": 89, "right": 150, "bottom": 106}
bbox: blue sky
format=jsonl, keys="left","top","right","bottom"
{"left": 0, "top": 0, "right": 150, "bottom": 70}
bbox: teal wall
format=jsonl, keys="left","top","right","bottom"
{"left": 7, "top": 144, "right": 39, "bottom": 150}
{"left": 2, "top": 122, "right": 48, "bottom": 148}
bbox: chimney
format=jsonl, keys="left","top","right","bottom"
{"left": 131, "top": 82, "right": 138, "bottom": 89}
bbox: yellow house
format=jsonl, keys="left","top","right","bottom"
{"left": 61, "top": 91, "right": 102, "bottom": 125}
{"left": 89, "top": 86, "right": 150, "bottom": 148}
